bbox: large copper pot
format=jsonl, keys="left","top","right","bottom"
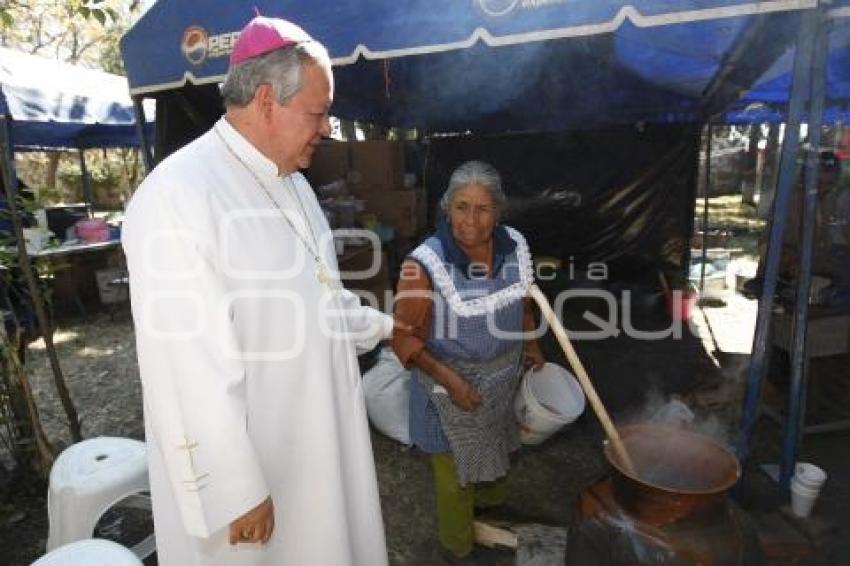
{"left": 603, "top": 424, "right": 741, "bottom": 526}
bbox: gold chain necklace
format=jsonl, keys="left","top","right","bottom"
{"left": 215, "top": 128, "right": 339, "bottom": 289}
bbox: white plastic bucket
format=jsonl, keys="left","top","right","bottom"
{"left": 514, "top": 362, "right": 585, "bottom": 445}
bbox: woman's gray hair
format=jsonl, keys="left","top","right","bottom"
{"left": 440, "top": 160, "right": 506, "bottom": 214}
{"left": 221, "top": 41, "right": 331, "bottom": 108}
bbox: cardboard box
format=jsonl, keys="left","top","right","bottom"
{"left": 305, "top": 141, "right": 349, "bottom": 187}
{"left": 416, "top": 189, "right": 430, "bottom": 233}
{"left": 342, "top": 251, "right": 389, "bottom": 311}
{"left": 350, "top": 141, "right": 405, "bottom": 189}
{"left": 358, "top": 186, "right": 426, "bottom": 239}
{"left": 338, "top": 243, "right": 379, "bottom": 274}
{"left": 95, "top": 268, "right": 129, "bottom": 304}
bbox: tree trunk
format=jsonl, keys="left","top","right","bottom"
{"left": 0, "top": 324, "right": 54, "bottom": 477}
{"left": 340, "top": 120, "right": 357, "bottom": 142}
{"left": 0, "top": 149, "right": 81, "bottom": 443}
{"left": 741, "top": 125, "right": 762, "bottom": 205}
{"left": 45, "top": 151, "right": 60, "bottom": 200}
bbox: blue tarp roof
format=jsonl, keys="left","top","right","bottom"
{"left": 121, "top": 1, "right": 848, "bottom": 131}
{"left": 728, "top": 6, "right": 850, "bottom": 122}
{"left": 0, "top": 47, "right": 153, "bottom": 149}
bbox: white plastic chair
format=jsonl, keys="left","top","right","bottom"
{"left": 32, "top": 539, "right": 143, "bottom": 565}
{"left": 46, "top": 437, "right": 155, "bottom": 559}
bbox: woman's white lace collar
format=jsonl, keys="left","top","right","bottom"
{"left": 410, "top": 226, "right": 533, "bottom": 318}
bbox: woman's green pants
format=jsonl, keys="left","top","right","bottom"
{"left": 430, "top": 452, "right": 508, "bottom": 557}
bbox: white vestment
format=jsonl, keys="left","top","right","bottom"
{"left": 122, "top": 118, "right": 392, "bottom": 566}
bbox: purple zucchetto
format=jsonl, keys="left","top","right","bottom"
{"left": 230, "top": 16, "right": 312, "bottom": 66}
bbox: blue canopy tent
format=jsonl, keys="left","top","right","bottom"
{"left": 121, "top": 1, "right": 850, "bottom": 490}
{"left": 729, "top": 6, "right": 850, "bottom": 122}
{"left": 0, "top": 47, "right": 155, "bottom": 208}
{"left": 121, "top": 0, "right": 826, "bottom": 131}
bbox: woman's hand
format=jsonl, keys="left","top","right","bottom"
{"left": 524, "top": 342, "right": 545, "bottom": 371}
{"left": 448, "top": 377, "right": 481, "bottom": 412}
{"left": 408, "top": 349, "right": 481, "bottom": 411}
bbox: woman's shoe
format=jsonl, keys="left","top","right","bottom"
{"left": 440, "top": 547, "right": 479, "bottom": 565}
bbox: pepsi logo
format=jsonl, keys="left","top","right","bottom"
{"left": 477, "top": 0, "right": 520, "bottom": 16}
{"left": 181, "top": 26, "right": 209, "bottom": 66}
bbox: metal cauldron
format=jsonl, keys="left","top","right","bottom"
{"left": 604, "top": 424, "right": 741, "bottom": 526}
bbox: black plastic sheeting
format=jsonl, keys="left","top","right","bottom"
{"left": 150, "top": 91, "right": 699, "bottom": 284}
{"left": 152, "top": 83, "right": 223, "bottom": 161}
{"left": 420, "top": 124, "right": 700, "bottom": 283}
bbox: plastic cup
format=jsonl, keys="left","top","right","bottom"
{"left": 793, "top": 463, "right": 827, "bottom": 490}
{"left": 790, "top": 477, "right": 820, "bottom": 518}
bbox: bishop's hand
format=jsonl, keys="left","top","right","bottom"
{"left": 229, "top": 496, "right": 275, "bottom": 545}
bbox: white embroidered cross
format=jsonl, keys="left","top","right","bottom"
{"left": 177, "top": 435, "right": 209, "bottom": 489}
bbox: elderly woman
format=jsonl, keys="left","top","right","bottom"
{"left": 393, "top": 161, "right": 544, "bottom": 560}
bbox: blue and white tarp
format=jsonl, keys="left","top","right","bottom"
{"left": 0, "top": 47, "right": 153, "bottom": 149}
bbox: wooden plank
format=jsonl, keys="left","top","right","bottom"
{"left": 473, "top": 520, "right": 518, "bottom": 550}
{"left": 779, "top": 505, "right": 839, "bottom": 542}
{"left": 756, "top": 513, "right": 817, "bottom": 561}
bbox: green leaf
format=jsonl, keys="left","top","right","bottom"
{"left": 93, "top": 9, "right": 106, "bottom": 26}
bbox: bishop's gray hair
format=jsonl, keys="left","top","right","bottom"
{"left": 221, "top": 41, "right": 331, "bottom": 108}
{"left": 440, "top": 160, "right": 507, "bottom": 214}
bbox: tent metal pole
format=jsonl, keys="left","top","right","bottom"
{"left": 78, "top": 147, "right": 93, "bottom": 216}
{"left": 780, "top": 4, "right": 829, "bottom": 489}
{"left": 736, "top": 7, "right": 819, "bottom": 462}
{"left": 700, "top": 124, "right": 712, "bottom": 293}
{"left": 132, "top": 96, "right": 154, "bottom": 172}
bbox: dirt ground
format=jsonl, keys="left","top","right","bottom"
{"left": 0, "top": 307, "right": 607, "bottom": 566}
{"left": 1, "top": 194, "right": 849, "bottom": 564}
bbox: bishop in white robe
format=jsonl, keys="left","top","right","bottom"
{"left": 123, "top": 114, "right": 391, "bottom": 564}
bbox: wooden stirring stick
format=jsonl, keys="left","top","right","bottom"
{"left": 528, "top": 284, "right": 638, "bottom": 476}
